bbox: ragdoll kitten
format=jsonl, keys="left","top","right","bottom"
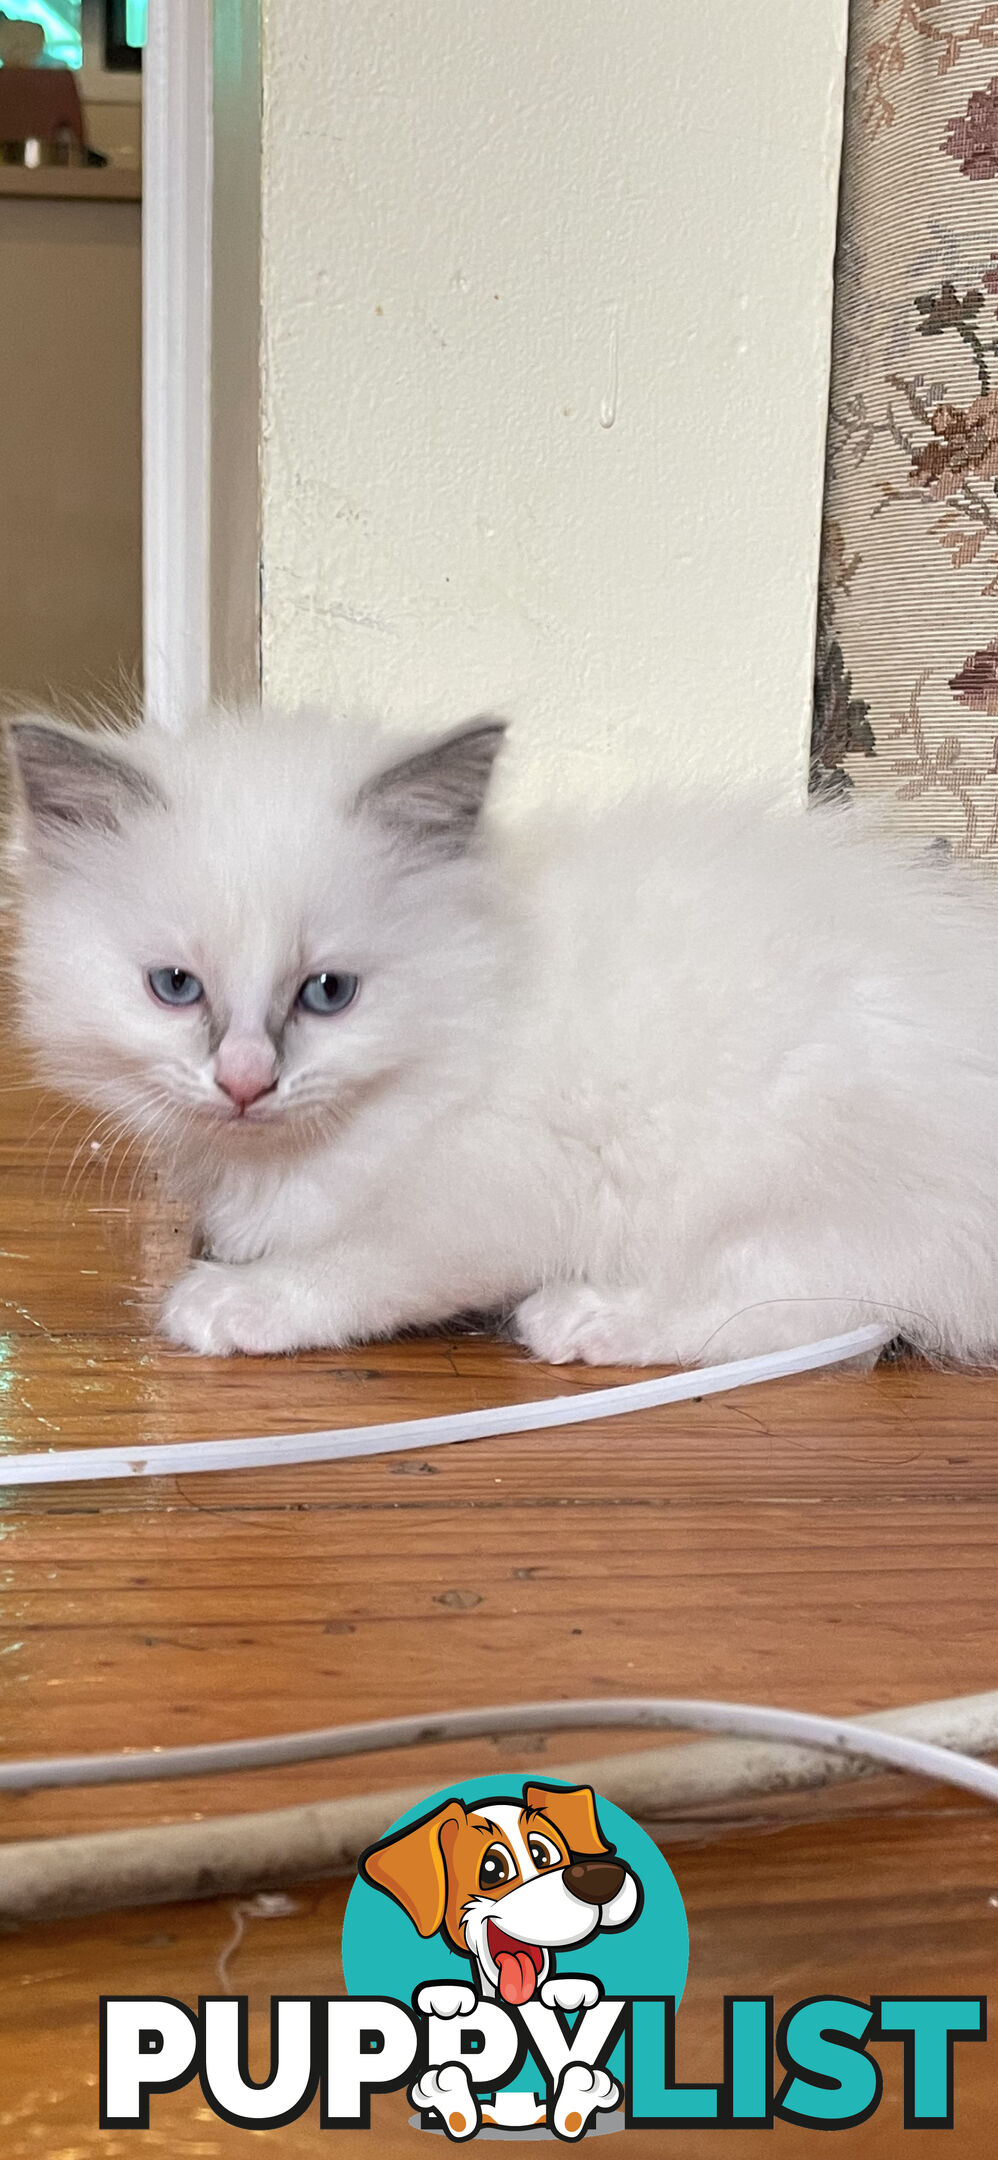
{"left": 6, "top": 706, "right": 998, "bottom": 1365}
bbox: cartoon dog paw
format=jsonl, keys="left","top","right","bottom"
{"left": 414, "top": 1982, "right": 478, "bottom": 2021}
{"left": 410, "top": 2062, "right": 481, "bottom": 2142}
{"left": 552, "top": 2063, "right": 621, "bottom": 2140}
{"left": 540, "top": 1975, "right": 603, "bottom": 2013}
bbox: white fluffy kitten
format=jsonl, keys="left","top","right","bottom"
{"left": 6, "top": 706, "right": 998, "bottom": 1365}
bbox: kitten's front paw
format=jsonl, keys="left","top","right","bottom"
{"left": 161, "top": 1259, "right": 317, "bottom": 1356}
{"left": 514, "top": 1284, "right": 653, "bottom": 1366}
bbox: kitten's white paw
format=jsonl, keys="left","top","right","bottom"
{"left": 514, "top": 1284, "right": 656, "bottom": 1366}
{"left": 161, "top": 1259, "right": 315, "bottom": 1356}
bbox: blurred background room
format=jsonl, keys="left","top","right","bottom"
{"left": 0, "top": 3, "right": 144, "bottom": 713}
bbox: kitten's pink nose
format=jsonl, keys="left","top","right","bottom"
{"left": 214, "top": 1041, "right": 277, "bottom": 1112}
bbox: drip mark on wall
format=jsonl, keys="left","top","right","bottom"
{"left": 600, "top": 307, "right": 620, "bottom": 430}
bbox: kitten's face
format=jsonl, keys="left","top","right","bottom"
{"left": 6, "top": 709, "right": 505, "bottom": 1161}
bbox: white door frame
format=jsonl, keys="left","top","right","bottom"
{"left": 142, "top": 0, "right": 260, "bottom": 727}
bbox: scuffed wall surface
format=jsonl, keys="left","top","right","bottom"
{"left": 261, "top": 0, "right": 847, "bottom": 809}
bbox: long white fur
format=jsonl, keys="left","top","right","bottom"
{"left": 6, "top": 705, "right": 998, "bottom": 1365}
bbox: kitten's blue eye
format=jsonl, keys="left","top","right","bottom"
{"left": 147, "top": 967, "right": 205, "bottom": 1007}
{"left": 297, "top": 970, "right": 359, "bottom": 1015}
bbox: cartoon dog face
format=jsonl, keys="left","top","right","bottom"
{"left": 360, "top": 1784, "right": 640, "bottom": 2005}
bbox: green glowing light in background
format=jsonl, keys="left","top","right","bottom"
{"left": 0, "top": 3, "right": 147, "bottom": 67}
{"left": 0, "top": 3, "right": 82, "bottom": 69}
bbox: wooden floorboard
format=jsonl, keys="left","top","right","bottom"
{"left": 0, "top": 1050, "right": 996, "bottom": 2152}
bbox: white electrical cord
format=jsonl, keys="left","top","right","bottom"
{"left": 4, "top": 1689, "right": 998, "bottom": 1925}
{"left": 0, "top": 1323, "right": 888, "bottom": 1486}
{"left": 3, "top": 1693, "right": 997, "bottom": 1802}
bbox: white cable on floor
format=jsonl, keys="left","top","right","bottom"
{"left": 4, "top": 1688, "right": 997, "bottom": 1924}
{"left": 3, "top": 1692, "right": 997, "bottom": 1801}
{"left": 0, "top": 1322, "right": 888, "bottom": 1486}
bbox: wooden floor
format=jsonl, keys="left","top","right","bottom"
{"left": 0, "top": 1047, "right": 996, "bottom": 2155}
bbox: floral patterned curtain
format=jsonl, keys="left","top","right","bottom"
{"left": 814, "top": 0, "right": 998, "bottom": 863}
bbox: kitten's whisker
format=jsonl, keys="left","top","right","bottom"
{"left": 49, "top": 1104, "right": 117, "bottom": 1192}
{"left": 59, "top": 1093, "right": 155, "bottom": 1184}
{"left": 60, "top": 1085, "right": 180, "bottom": 1206}
{"left": 100, "top": 1091, "right": 180, "bottom": 1207}
{"left": 119, "top": 1104, "right": 179, "bottom": 1208}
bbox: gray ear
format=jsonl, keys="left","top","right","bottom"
{"left": 6, "top": 719, "right": 163, "bottom": 841}
{"left": 357, "top": 718, "right": 506, "bottom": 857}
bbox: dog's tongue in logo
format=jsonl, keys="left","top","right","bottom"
{"left": 488, "top": 1921, "right": 544, "bottom": 2005}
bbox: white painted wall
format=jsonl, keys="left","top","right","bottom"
{"left": 260, "top": 0, "right": 847, "bottom": 810}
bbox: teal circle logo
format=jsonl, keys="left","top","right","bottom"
{"left": 343, "top": 1775, "right": 687, "bottom": 2137}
